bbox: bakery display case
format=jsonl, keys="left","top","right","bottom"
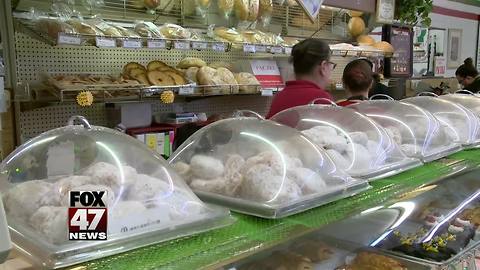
{"left": 226, "top": 168, "right": 480, "bottom": 270}
{"left": 0, "top": 116, "right": 231, "bottom": 269}
{"left": 440, "top": 93, "right": 480, "bottom": 118}
{"left": 403, "top": 96, "right": 480, "bottom": 148}
{"left": 169, "top": 115, "right": 369, "bottom": 218}
{"left": 270, "top": 103, "right": 422, "bottom": 180}
{"left": 349, "top": 100, "right": 462, "bottom": 162}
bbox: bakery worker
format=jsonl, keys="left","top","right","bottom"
{"left": 456, "top": 58, "right": 480, "bottom": 93}
{"left": 337, "top": 59, "right": 373, "bottom": 107}
{"left": 266, "top": 38, "right": 335, "bottom": 118}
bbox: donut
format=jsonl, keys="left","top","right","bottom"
{"left": 147, "top": 70, "right": 175, "bottom": 86}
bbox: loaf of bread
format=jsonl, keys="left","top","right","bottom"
{"left": 197, "top": 66, "right": 239, "bottom": 94}
{"left": 36, "top": 18, "right": 77, "bottom": 39}
{"left": 373, "top": 41, "right": 395, "bottom": 53}
{"left": 235, "top": 0, "right": 259, "bottom": 21}
{"left": 234, "top": 73, "right": 260, "bottom": 93}
{"left": 213, "top": 27, "right": 244, "bottom": 43}
{"left": 185, "top": 67, "right": 199, "bottom": 83}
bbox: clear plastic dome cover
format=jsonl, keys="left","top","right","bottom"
{"left": 440, "top": 94, "right": 480, "bottom": 118}
{"left": 0, "top": 116, "right": 231, "bottom": 268}
{"left": 270, "top": 105, "right": 422, "bottom": 179}
{"left": 403, "top": 96, "right": 480, "bottom": 147}
{"left": 349, "top": 100, "right": 463, "bottom": 162}
{"left": 169, "top": 116, "right": 369, "bottom": 218}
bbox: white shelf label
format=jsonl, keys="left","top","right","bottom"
{"left": 178, "top": 87, "right": 195, "bottom": 95}
{"left": 270, "top": 46, "right": 283, "bottom": 54}
{"left": 147, "top": 39, "right": 166, "bottom": 49}
{"left": 212, "top": 42, "right": 226, "bottom": 52}
{"left": 261, "top": 89, "right": 274, "bottom": 96}
{"left": 58, "top": 33, "right": 81, "bottom": 45}
{"left": 192, "top": 42, "right": 208, "bottom": 50}
{"left": 174, "top": 41, "right": 190, "bottom": 50}
{"left": 95, "top": 37, "right": 116, "bottom": 48}
{"left": 255, "top": 45, "right": 267, "bottom": 53}
{"left": 122, "top": 39, "right": 142, "bottom": 48}
{"left": 243, "top": 44, "right": 256, "bottom": 53}
{"left": 284, "top": 47, "right": 292, "bottom": 55}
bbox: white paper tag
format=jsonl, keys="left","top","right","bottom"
{"left": 192, "top": 41, "right": 208, "bottom": 50}
{"left": 179, "top": 87, "right": 195, "bottom": 95}
{"left": 58, "top": 33, "right": 81, "bottom": 45}
{"left": 212, "top": 42, "right": 226, "bottom": 52}
{"left": 261, "top": 89, "right": 274, "bottom": 96}
{"left": 109, "top": 203, "right": 171, "bottom": 235}
{"left": 46, "top": 141, "right": 75, "bottom": 177}
{"left": 284, "top": 47, "right": 292, "bottom": 55}
{"left": 96, "top": 37, "right": 116, "bottom": 48}
{"left": 147, "top": 39, "right": 166, "bottom": 49}
{"left": 243, "top": 44, "right": 256, "bottom": 53}
{"left": 174, "top": 41, "right": 190, "bottom": 50}
{"left": 270, "top": 46, "right": 283, "bottom": 54}
{"left": 255, "top": 45, "right": 267, "bottom": 53}
{"left": 122, "top": 39, "right": 142, "bottom": 48}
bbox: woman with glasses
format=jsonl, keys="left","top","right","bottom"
{"left": 266, "top": 38, "right": 335, "bottom": 118}
{"left": 337, "top": 59, "right": 374, "bottom": 106}
{"left": 456, "top": 58, "right": 480, "bottom": 92}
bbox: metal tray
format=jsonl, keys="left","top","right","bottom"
{"left": 194, "top": 181, "right": 371, "bottom": 219}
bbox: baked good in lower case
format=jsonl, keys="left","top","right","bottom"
{"left": 216, "top": 68, "right": 239, "bottom": 93}
{"left": 235, "top": 0, "right": 259, "bottom": 21}
{"left": 234, "top": 72, "right": 260, "bottom": 93}
{"left": 292, "top": 241, "right": 334, "bottom": 263}
{"left": 147, "top": 70, "right": 175, "bottom": 86}
{"left": 129, "top": 68, "right": 150, "bottom": 85}
{"left": 177, "top": 57, "right": 207, "bottom": 69}
{"left": 159, "top": 23, "right": 191, "bottom": 39}
{"left": 123, "top": 62, "right": 146, "bottom": 77}
{"left": 134, "top": 21, "right": 163, "bottom": 38}
{"left": 147, "top": 60, "right": 169, "bottom": 71}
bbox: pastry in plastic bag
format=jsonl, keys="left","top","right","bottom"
{"left": 36, "top": 18, "right": 77, "bottom": 39}
{"left": 134, "top": 21, "right": 163, "bottom": 38}
{"left": 67, "top": 19, "right": 104, "bottom": 36}
{"left": 212, "top": 27, "right": 244, "bottom": 43}
{"left": 29, "top": 206, "right": 67, "bottom": 244}
{"left": 234, "top": 72, "right": 260, "bottom": 93}
{"left": 235, "top": 0, "right": 259, "bottom": 21}
{"left": 190, "top": 155, "right": 225, "bottom": 179}
{"left": 159, "top": 23, "right": 191, "bottom": 39}
{"left": 112, "top": 25, "right": 141, "bottom": 37}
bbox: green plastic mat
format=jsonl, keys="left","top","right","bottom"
{"left": 69, "top": 150, "right": 480, "bottom": 270}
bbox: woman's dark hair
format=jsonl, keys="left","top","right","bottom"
{"left": 455, "top": 58, "right": 478, "bottom": 78}
{"left": 290, "top": 38, "right": 331, "bottom": 75}
{"left": 342, "top": 59, "right": 373, "bottom": 94}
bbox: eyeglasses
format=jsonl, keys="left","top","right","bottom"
{"left": 327, "top": 61, "right": 337, "bottom": 70}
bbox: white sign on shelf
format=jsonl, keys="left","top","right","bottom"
{"left": 192, "top": 42, "right": 208, "bottom": 50}
{"left": 270, "top": 46, "right": 283, "bottom": 54}
{"left": 95, "top": 37, "right": 116, "bottom": 48}
{"left": 255, "top": 45, "right": 267, "bottom": 53}
{"left": 147, "top": 39, "right": 167, "bottom": 49}
{"left": 243, "top": 44, "right": 256, "bottom": 53}
{"left": 261, "top": 89, "right": 274, "bottom": 96}
{"left": 178, "top": 87, "right": 195, "bottom": 95}
{"left": 212, "top": 42, "right": 226, "bottom": 52}
{"left": 174, "top": 41, "right": 190, "bottom": 50}
{"left": 57, "top": 33, "right": 81, "bottom": 45}
{"left": 122, "top": 39, "right": 142, "bottom": 49}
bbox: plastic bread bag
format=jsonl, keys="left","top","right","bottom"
{"left": 134, "top": 21, "right": 163, "bottom": 38}
{"left": 31, "top": 8, "right": 77, "bottom": 39}
{"left": 50, "top": 0, "right": 75, "bottom": 21}
{"left": 66, "top": 17, "right": 105, "bottom": 36}
{"left": 208, "top": 25, "right": 244, "bottom": 44}
{"left": 235, "top": 0, "right": 259, "bottom": 28}
{"left": 218, "top": 0, "right": 234, "bottom": 19}
{"left": 258, "top": 0, "right": 273, "bottom": 27}
{"left": 87, "top": 18, "right": 124, "bottom": 37}
{"left": 111, "top": 25, "right": 141, "bottom": 38}
{"left": 159, "top": 23, "right": 191, "bottom": 39}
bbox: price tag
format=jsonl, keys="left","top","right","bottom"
{"left": 212, "top": 42, "right": 226, "bottom": 52}
{"left": 243, "top": 44, "right": 256, "bottom": 53}
{"left": 270, "top": 46, "right": 283, "bottom": 54}
{"left": 179, "top": 87, "right": 195, "bottom": 95}
{"left": 255, "top": 45, "right": 267, "bottom": 53}
{"left": 261, "top": 89, "right": 274, "bottom": 96}
{"left": 147, "top": 39, "right": 166, "bottom": 49}
{"left": 58, "top": 33, "right": 81, "bottom": 45}
{"left": 95, "top": 37, "right": 116, "bottom": 48}
{"left": 284, "top": 47, "right": 292, "bottom": 55}
{"left": 192, "top": 41, "right": 208, "bottom": 50}
{"left": 174, "top": 41, "right": 190, "bottom": 50}
{"left": 122, "top": 39, "right": 142, "bottom": 48}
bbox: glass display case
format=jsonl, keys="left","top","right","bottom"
{"left": 270, "top": 104, "right": 422, "bottom": 180}
{"left": 169, "top": 116, "right": 370, "bottom": 219}
{"left": 403, "top": 96, "right": 480, "bottom": 148}
{"left": 349, "top": 100, "right": 462, "bottom": 162}
{"left": 227, "top": 168, "right": 480, "bottom": 270}
{"left": 0, "top": 116, "right": 231, "bottom": 269}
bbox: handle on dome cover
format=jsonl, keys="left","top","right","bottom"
{"left": 309, "top": 98, "right": 338, "bottom": 106}
{"left": 68, "top": 115, "right": 92, "bottom": 129}
{"left": 233, "top": 110, "right": 265, "bottom": 120}
{"left": 455, "top": 90, "right": 475, "bottom": 95}
{"left": 417, "top": 92, "right": 439, "bottom": 97}
{"left": 369, "top": 94, "right": 394, "bottom": 101}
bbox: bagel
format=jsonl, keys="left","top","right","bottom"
{"left": 123, "top": 62, "right": 145, "bottom": 77}
{"left": 147, "top": 70, "right": 175, "bottom": 86}
{"left": 164, "top": 71, "right": 187, "bottom": 85}
{"left": 128, "top": 68, "right": 146, "bottom": 79}
{"left": 147, "top": 60, "right": 168, "bottom": 71}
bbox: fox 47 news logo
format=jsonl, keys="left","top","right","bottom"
{"left": 68, "top": 191, "right": 108, "bottom": 241}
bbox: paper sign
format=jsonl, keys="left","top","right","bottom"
{"left": 192, "top": 42, "right": 208, "bottom": 50}
{"left": 174, "top": 41, "right": 190, "bottom": 50}
{"left": 109, "top": 203, "right": 171, "bottom": 234}
{"left": 250, "top": 60, "right": 283, "bottom": 87}
{"left": 212, "top": 42, "right": 226, "bottom": 52}
{"left": 261, "top": 89, "right": 273, "bottom": 96}
{"left": 255, "top": 45, "right": 267, "bottom": 53}
{"left": 96, "top": 37, "right": 116, "bottom": 48}
{"left": 284, "top": 47, "right": 293, "bottom": 55}
{"left": 435, "top": 56, "right": 446, "bottom": 76}
{"left": 58, "top": 33, "right": 81, "bottom": 45}
{"left": 179, "top": 87, "right": 195, "bottom": 95}
{"left": 122, "top": 39, "right": 142, "bottom": 48}
{"left": 147, "top": 39, "right": 166, "bottom": 49}
{"left": 297, "top": 0, "right": 325, "bottom": 22}
{"left": 243, "top": 44, "right": 256, "bottom": 53}
{"left": 270, "top": 46, "right": 283, "bottom": 54}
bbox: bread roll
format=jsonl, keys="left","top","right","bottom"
{"left": 234, "top": 73, "right": 260, "bottom": 93}
{"left": 373, "top": 41, "right": 395, "bottom": 53}
{"left": 185, "top": 67, "right": 199, "bottom": 83}
{"left": 177, "top": 57, "right": 207, "bottom": 69}
{"left": 197, "top": 66, "right": 239, "bottom": 94}
{"left": 164, "top": 71, "right": 187, "bottom": 85}
{"left": 357, "top": 35, "right": 375, "bottom": 46}
{"left": 235, "top": 0, "right": 259, "bottom": 21}
{"left": 209, "top": 62, "right": 233, "bottom": 70}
